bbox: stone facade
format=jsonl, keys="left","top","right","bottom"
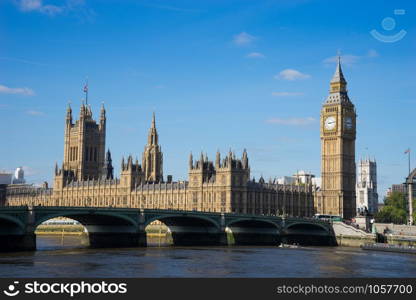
{"left": 3, "top": 104, "right": 315, "bottom": 217}
{"left": 356, "top": 158, "right": 378, "bottom": 214}
{"left": 62, "top": 103, "right": 107, "bottom": 181}
{"left": 142, "top": 113, "right": 163, "bottom": 183}
{"left": 318, "top": 56, "right": 357, "bottom": 219}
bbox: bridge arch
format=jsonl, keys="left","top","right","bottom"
{"left": 226, "top": 218, "right": 281, "bottom": 231}
{"left": 144, "top": 214, "right": 223, "bottom": 246}
{"left": 34, "top": 209, "right": 141, "bottom": 249}
{"left": 0, "top": 214, "right": 26, "bottom": 234}
{"left": 285, "top": 222, "right": 329, "bottom": 233}
{"left": 0, "top": 213, "right": 34, "bottom": 252}
{"left": 225, "top": 218, "right": 281, "bottom": 246}
{"left": 283, "top": 222, "right": 335, "bottom": 246}
{"left": 35, "top": 211, "right": 138, "bottom": 229}
{"left": 145, "top": 214, "right": 220, "bottom": 229}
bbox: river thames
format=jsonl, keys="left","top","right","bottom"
{"left": 0, "top": 236, "right": 415, "bottom": 277}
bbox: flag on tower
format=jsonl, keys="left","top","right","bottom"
{"left": 405, "top": 148, "right": 410, "bottom": 154}
{"left": 83, "top": 82, "right": 88, "bottom": 93}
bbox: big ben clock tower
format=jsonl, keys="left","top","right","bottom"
{"left": 320, "top": 56, "right": 356, "bottom": 219}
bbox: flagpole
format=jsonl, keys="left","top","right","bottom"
{"left": 85, "top": 78, "right": 89, "bottom": 106}
{"left": 409, "top": 149, "right": 411, "bottom": 175}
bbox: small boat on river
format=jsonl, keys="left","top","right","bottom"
{"left": 279, "top": 243, "right": 299, "bottom": 249}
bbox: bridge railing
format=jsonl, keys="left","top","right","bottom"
{"left": 0, "top": 205, "right": 328, "bottom": 226}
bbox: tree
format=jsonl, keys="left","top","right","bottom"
{"left": 375, "top": 192, "right": 414, "bottom": 224}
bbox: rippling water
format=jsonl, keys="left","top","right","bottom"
{"left": 0, "top": 236, "right": 415, "bottom": 277}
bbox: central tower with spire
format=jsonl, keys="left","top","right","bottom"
{"left": 142, "top": 113, "right": 163, "bottom": 183}
{"left": 319, "top": 56, "right": 356, "bottom": 219}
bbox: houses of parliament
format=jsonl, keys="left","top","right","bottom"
{"left": 2, "top": 58, "right": 356, "bottom": 219}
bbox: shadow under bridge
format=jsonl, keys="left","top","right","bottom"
{"left": 282, "top": 221, "right": 336, "bottom": 246}
{"left": 225, "top": 218, "right": 281, "bottom": 246}
{"left": 144, "top": 212, "right": 225, "bottom": 246}
{"left": 35, "top": 208, "right": 143, "bottom": 248}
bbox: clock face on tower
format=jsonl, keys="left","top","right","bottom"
{"left": 324, "top": 116, "right": 336, "bottom": 130}
{"left": 344, "top": 116, "right": 353, "bottom": 130}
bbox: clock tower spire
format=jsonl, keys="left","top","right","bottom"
{"left": 319, "top": 55, "right": 357, "bottom": 219}
{"left": 330, "top": 56, "right": 347, "bottom": 93}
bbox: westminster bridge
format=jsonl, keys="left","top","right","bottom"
{"left": 0, "top": 206, "right": 336, "bottom": 252}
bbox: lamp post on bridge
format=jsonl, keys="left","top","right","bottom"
{"left": 406, "top": 175, "right": 414, "bottom": 226}
{"left": 405, "top": 149, "right": 414, "bottom": 225}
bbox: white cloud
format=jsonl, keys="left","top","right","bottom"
{"left": 0, "top": 84, "right": 35, "bottom": 96}
{"left": 272, "top": 92, "right": 304, "bottom": 97}
{"left": 19, "top": 0, "right": 63, "bottom": 16}
{"left": 233, "top": 32, "right": 256, "bottom": 46}
{"left": 246, "top": 52, "right": 265, "bottom": 58}
{"left": 323, "top": 50, "right": 379, "bottom": 66}
{"left": 22, "top": 166, "right": 39, "bottom": 176}
{"left": 19, "top": 0, "right": 41, "bottom": 11}
{"left": 275, "top": 69, "right": 310, "bottom": 81}
{"left": 266, "top": 117, "right": 316, "bottom": 126}
{"left": 323, "top": 54, "right": 360, "bottom": 66}
{"left": 26, "top": 110, "right": 45, "bottom": 116}
{"left": 17, "top": 0, "right": 88, "bottom": 17}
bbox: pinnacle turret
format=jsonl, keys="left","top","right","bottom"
{"left": 242, "top": 149, "right": 248, "bottom": 169}
{"left": 151, "top": 111, "right": 156, "bottom": 129}
{"left": 66, "top": 102, "right": 72, "bottom": 123}
{"left": 215, "top": 150, "right": 221, "bottom": 167}
{"left": 106, "top": 149, "right": 112, "bottom": 163}
{"left": 189, "top": 152, "right": 193, "bottom": 169}
{"left": 100, "top": 102, "right": 106, "bottom": 120}
{"left": 147, "top": 112, "right": 158, "bottom": 145}
{"left": 102, "top": 149, "right": 114, "bottom": 180}
{"left": 142, "top": 112, "right": 163, "bottom": 182}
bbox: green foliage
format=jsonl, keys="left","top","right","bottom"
{"left": 384, "top": 192, "right": 407, "bottom": 210}
{"left": 375, "top": 192, "right": 416, "bottom": 224}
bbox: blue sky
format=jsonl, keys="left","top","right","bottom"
{"left": 0, "top": 0, "right": 415, "bottom": 198}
